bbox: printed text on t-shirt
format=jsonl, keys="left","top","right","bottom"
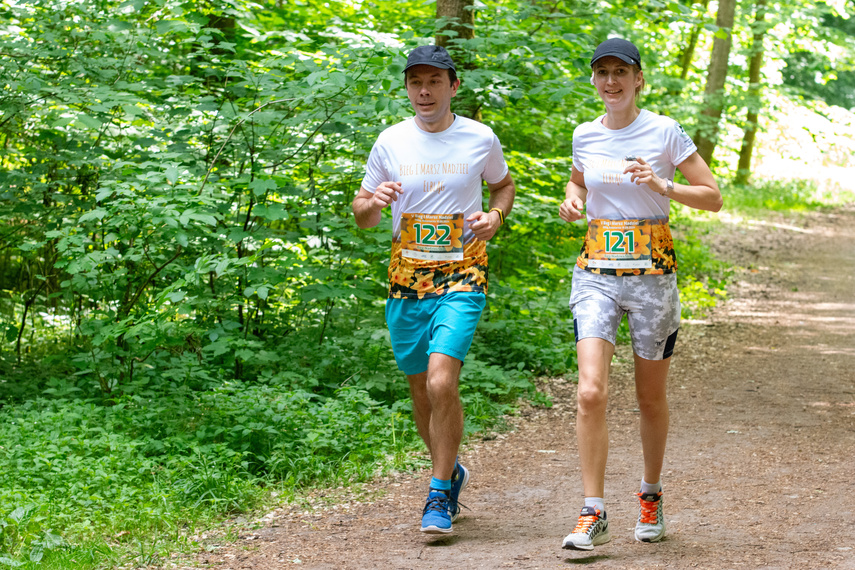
{"left": 399, "top": 162, "right": 471, "bottom": 176}
{"left": 593, "top": 158, "right": 638, "bottom": 186}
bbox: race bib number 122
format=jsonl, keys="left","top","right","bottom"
{"left": 401, "top": 212, "right": 464, "bottom": 261}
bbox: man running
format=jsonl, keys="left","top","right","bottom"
{"left": 352, "top": 44, "right": 515, "bottom": 534}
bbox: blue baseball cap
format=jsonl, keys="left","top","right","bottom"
{"left": 404, "top": 45, "right": 457, "bottom": 73}
{"left": 591, "top": 38, "right": 642, "bottom": 68}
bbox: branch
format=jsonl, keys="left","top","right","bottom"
{"left": 122, "top": 247, "right": 183, "bottom": 319}
{"left": 198, "top": 97, "right": 300, "bottom": 193}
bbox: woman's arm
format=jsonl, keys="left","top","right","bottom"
{"left": 559, "top": 165, "right": 588, "bottom": 223}
{"left": 627, "top": 153, "right": 723, "bottom": 213}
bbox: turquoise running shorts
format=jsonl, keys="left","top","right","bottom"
{"left": 385, "top": 292, "right": 486, "bottom": 375}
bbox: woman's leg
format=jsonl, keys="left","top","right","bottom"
{"left": 633, "top": 353, "right": 671, "bottom": 487}
{"left": 576, "top": 337, "right": 616, "bottom": 498}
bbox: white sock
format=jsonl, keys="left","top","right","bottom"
{"left": 640, "top": 478, "right": 661, "bottom": 495}
{"left": 584, "top": 497, "right": 605, "bottom": 513}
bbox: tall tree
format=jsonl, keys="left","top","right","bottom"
{"left": 736, "top": 0, "right": 769, "bottom": 185}
{"left": 695, "top": 0, "right": 737, "bottom": 164}
{"left": 436, "top": 0, "right": 475, "bottom": 47}
{"left": 435, "top": 0, "right": 481, "bottom": 120}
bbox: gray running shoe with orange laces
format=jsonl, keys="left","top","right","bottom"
{"left": 635, "top": 490, "right": 666, "bottom": 542}
{"left": 562, "top": 506, "right": 611, "bottom": 550}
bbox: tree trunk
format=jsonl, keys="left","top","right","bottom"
{"left": 695, "top": 0, "right": 737, "bottom": 165}
{"left": 435, "top": 0, "right": 481, "bottom": 121}
{"left": 436, "top": 0, "right": 474, "bottom": 47}
{"left": 736, "top": 0, "right": 768, "bottom": 185}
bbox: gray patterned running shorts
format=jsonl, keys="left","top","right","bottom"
{"left": 569, "top": 265, "right": 680, "bottom": 360}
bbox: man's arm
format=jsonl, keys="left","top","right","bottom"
{"left": 467, "top": 172, "right": 515, "bottom": 241}
{"left": 352, "top": 182, "right": 403, "bottom": 229}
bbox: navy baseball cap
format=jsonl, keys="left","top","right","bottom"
{"left": 403, "top": 45, "right": 457, "bottom": 73}
{"left": 590, "top": 38, "right": 642, "bottom": 68}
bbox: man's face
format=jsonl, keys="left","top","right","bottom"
{"left": 405, "top": 65, "right": 459, "bottom": 129}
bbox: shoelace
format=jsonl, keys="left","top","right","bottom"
{"left": 637, "top": 493, "right": 661, "bottom": 524}
{"left": 423, "top": 493, "right": 450, "bottom": 514}
{"left": 572, "top": 512, "right": 599, "bottom": 534}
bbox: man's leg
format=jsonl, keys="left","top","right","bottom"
{"left": 407, "top": 370, "right": 431, "bottom": 452}
{"left": 425, "top": 352, "right": 463, "bottom": 480}
{"left": 406, "top": 353, "right": 463, "bottom": 480}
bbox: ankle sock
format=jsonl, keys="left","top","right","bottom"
{"left": 640, "top": 478, "right": 661, "bottom": 495}
{"left": 584, "top": 497, "right": 605, "bottom": 513}
{"left": 430, "top": 477, "right": 451, "bottom": 491}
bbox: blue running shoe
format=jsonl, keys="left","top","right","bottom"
{"left": 449, "top": 460, "right": 470, "bottom": 522}
{"left": 420, "top": 490, "right": 452, "bottom": 534}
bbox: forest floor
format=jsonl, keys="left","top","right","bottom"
{"left": 185, "top": 204, "right": 855, "bottom": 570}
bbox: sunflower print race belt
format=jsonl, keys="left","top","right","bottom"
{"left": 388, "top": 212, "right": 487, "bottom": 300}
{"left": 577, "top": 217, "right": 677, "bottom": 276}
{"left": 400, "top": 212, "right": 464, "bottom": 261}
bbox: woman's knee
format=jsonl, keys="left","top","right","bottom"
{"left": 636, "top": 389, "right": 668, "bottom": 416}
{"left": 576, "top": 379, "right": 608, "bottom": 413}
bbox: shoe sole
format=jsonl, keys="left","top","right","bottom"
{"left": 635, "top": 529, "right": 666, "bottom": 543}
{"left": 562, "top": 531, "right": 611, "bottom": 550}
{"left": 450, "top": 466, "right": 470, "bottom": 523}
{"left": 420, "top": 525, "right": 453, "bottom": 534}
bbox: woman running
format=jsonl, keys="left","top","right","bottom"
{"left": 559, "top": 38, "right": 722, "bottom": 550}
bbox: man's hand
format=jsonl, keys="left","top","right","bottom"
{"left": 559, "top": 196, "right": 585, "bottom": 223}
{"left": 467, "top": 209, "right": 502, "bottom": 241}
{"left": 352, "top": 182, "right": 402, "bottom": 229}
{"left": 371, "top": 181, "right": 403, "bottom": 210}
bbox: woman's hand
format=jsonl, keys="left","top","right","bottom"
{"left": 625, "top": 157, "right": 666, "bottom": 195}
{"left": 559, "top": 195, "right": 586, "bottom": 223}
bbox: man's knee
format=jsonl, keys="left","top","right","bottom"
{"left": 426, "top": 354, "right": 461, "bottom": 401}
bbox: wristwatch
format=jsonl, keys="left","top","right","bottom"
{"left": 662, "top": 178, "right": 674, "bottom": 197}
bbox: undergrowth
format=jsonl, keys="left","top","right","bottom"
{"left": 0, "top": 178, "right": 836, "bottom": 568}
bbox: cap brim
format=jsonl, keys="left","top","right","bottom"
{"left": 590, "top": 52, "right": 639, "bottom": 67}
{"left": 403, "top": 62, "right": 455, "bottom": 72}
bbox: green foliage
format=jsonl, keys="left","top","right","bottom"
{"left": 723, "top": 178, "right": 846, "bottom": 213}
{"left": 680, "top": 276, "right": 728, "bottom": 317}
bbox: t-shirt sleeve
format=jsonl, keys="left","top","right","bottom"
{"left": 571, "top": 124, "right": 584, "bottom": 172}
{"left": 666, "top": 119, "right": 697, "bottom": 167}
{"left": 482, "top": 134, "right": 509, "bottom": 184}
{"left": 360, "top": 141, "right": 391, "bottom": 194}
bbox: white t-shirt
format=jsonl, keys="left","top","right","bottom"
{"left": 572, "top": 109, "right": 697, "bottom": 222}
{"left": 361, "top": 115, "right": 509, "bottom": 299}
{"left": 362, "top": 115, "right": 508, "bottom": 244}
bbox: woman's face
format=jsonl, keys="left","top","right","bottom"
{"left": 592, "top": 56, "right": 643, "bottom": 112}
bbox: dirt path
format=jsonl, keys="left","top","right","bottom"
{"left": 193, "top": 205, "right": 855, "bottom": 570}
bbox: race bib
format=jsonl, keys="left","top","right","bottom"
{"left": 585, "top": 218, "right": 654, "bottom": 270}
{"left": 400, "top": 212, "right": 464, "bottom": 261}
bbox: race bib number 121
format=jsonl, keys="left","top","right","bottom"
{"left": 401, "top": 212, "right": 464, "bottom": 261}
{"left": 586, "top": 218, "right": 654, "bottom": 269}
